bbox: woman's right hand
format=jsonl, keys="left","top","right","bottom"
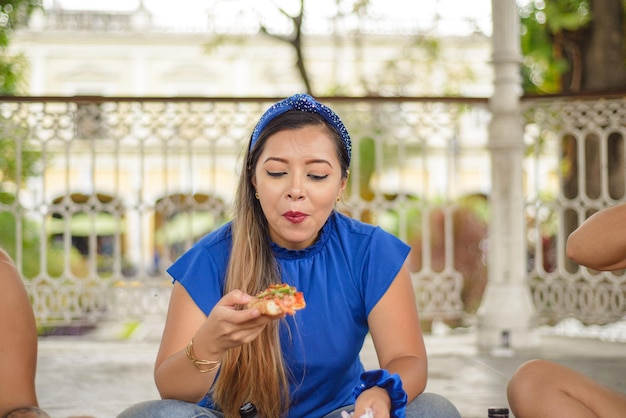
{"left": 192, "top": 289, "right": 280, "bottom": 359}
{"left": 154, "top": 283, "right": 280, "bottom": 401}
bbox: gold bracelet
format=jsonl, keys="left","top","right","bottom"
{"left": 185, "top": 337, "right": 221, "bottom": 373}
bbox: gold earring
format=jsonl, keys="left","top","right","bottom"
{"left": 336, "top": 196, "right": 341, "bottom": 203}
{"left": 255, "top": 192, "right": 259, "bottom": 199}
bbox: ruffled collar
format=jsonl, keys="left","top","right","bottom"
{"left": 271, "top": 211, "right": 335, "bottom": 260}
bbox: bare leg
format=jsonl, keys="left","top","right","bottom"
{"left": 0, "top": 250, "right": 49, "bottom": 418}
{"left": 507, "top": 359, "right": 626, "bottom": 418}
{"left": 3, "top": 408, "right": 50, "bottom": 418}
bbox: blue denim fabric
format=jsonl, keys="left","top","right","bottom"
{"left": 323, "top": 393, "right": 461, "bottom": 418}
{"left": 116, "top": 400, "right": 223, "bottom": 418}
{"left": 117, "top": 393, "right": 460, "bottom": 418}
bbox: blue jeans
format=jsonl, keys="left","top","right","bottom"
{"left": 116, "top": 392, "right": 461, "bottom": 418}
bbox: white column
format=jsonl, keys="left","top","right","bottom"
{"left": 131, "top": 51, "right": 147, "bottom": 96}
{"left": 477, "top": 0, "right": 539, "bottom": 349}
{"left": 28, "top": 48, "right": 46, "bottom": 95}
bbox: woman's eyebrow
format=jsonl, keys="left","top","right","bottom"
{"left": 263, "top": 157, "right": 288, "bottom": 164}
{"left": 263, "top": 157, "right": 333, "bottom": 168}
{"left": 305, "top": 158, "right": 333, "bottom": 168}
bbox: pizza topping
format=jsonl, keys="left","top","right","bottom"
{"left": 247, "top": 284, "right": 306, "bottom": 316}
{"left": 254, "top": 284, "right": 297, "bottom": 299}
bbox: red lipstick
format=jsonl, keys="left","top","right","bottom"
{"left": 283, "top": 211, "right": 307, "bottom": 224}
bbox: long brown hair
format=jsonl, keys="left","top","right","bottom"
{"left": 211, "top": 111, "right": 350, "bottom": 418}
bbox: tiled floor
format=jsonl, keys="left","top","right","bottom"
{"left": 35, "top": 324, "right": 626, "bottom": 418}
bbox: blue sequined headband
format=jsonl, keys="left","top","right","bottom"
{"left": 249, "top": 94, "right": 352, "bottom": 163}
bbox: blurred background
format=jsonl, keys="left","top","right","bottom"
{"left": 0, "top": 0, "right": 624, "bottom": 342}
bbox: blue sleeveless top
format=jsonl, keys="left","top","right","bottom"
{"left": 168, "top": 210, "right": 410, "bottom": 417}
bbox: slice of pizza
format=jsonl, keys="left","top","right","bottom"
{"left": 246, "top": 284, "right": 306, "bottom": 317}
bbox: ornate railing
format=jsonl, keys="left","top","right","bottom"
{"left": 0, "top": 95, "right": 624, "bottom": 331}
{"left": 522, "top": 94, "right": 626, "bottom": 325}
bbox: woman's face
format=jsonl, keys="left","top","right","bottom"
{"left": 252, "top": 125, "right": 347, "bottom": 250}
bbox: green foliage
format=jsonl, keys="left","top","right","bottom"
{"left": 0, "top": 47, "right": 27, "bottom": 93}
{"left": 352, "top": 137, "right": 376, "bottom": 201}
{"left": 0, "top": 116, "right": 42, "bottom": 184}
{"left": 520, "top": 0, "right": 592, "bottom": 94}
{"left": 0, "top": 0, "right": 41, "bottom": 94}
{"left": 0, "top": 0, "right": 41, "bottom": 46}
{"left": 376, "top": 37, "right": 445, "bottom": 95}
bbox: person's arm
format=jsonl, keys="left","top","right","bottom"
{"left": 154, "top": 282, "right": 275, "bottom": 401}
{"left": 354, "top": 262, "right": 428, "bottom": 417}
{"left": 0, "top": 250, "right": 49, "bottom": 418}
{"left": 566, "top": 203, "right": 626, "bottom": 270}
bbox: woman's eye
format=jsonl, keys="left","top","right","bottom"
{"left": 266, "top": 171, "right": 286, "bottom": 178}
{"left": 309, "top": 174, "right": 329, "bottom": 181}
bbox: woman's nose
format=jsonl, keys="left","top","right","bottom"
{"left": 287, "top": 177, "right": 305, "bottom": 200}
{"left": 287, "top": 189, "right": 305, "bottom": 200}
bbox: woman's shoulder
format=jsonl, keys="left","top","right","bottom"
{"left": 332, "top": 211, "right": 409, "bottom": 255}
{"left": 168, "top": 222, "right": 232, "bottom": 278}
{"left": 194, "top": 221, "right": 233, "bottom": 250}
{"left": 172, "top": 221, "right": 233, "bottom": 266}
{"left": 334, "top": 211, "right": 390, "bottom": 239}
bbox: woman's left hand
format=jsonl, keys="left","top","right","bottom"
{"left": 354, "top": 386, "right": 391, "bottom": 418}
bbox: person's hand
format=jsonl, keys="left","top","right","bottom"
{"left": 341, "top": 409, "right": 374, "bottom": 418}
{"left": 353, "top": 386, "right": 391, "bottom": 418}
{"left": 192, "top": 290, "right": 282, "bottom": 358}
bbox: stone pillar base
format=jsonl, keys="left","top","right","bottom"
{"left": 477, "top": 282, "right": 540, "bottom": 349}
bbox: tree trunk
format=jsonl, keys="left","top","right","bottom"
{"left": 581, "top": 0, "right": 626, "bottom": 91}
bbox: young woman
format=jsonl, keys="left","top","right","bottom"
{"left": 0, "top": 249, "right": 50, "bottom": 418}
{"left": 118, "top": 94, "right": 461, "bottom": 418}
{"left": 507, "top": 203, "right": 626, "bottom": 418}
